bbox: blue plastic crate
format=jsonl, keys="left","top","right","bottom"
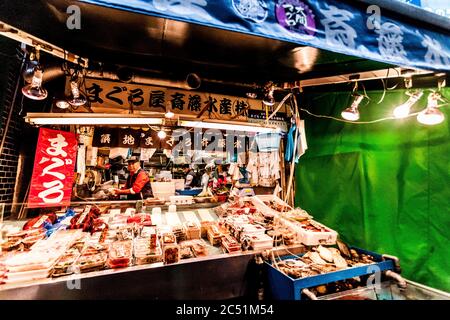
{"left": 266, "top": 248, "right": 395, "bottom": 300}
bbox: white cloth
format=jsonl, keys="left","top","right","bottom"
{"left": 246, "top": 152, "right": 259, "bottom": 186}
{"left": 201, "top": 173, "right": 210, "bottom": 189}
{"left": 109, "top": 147, "right": 129, "bottom": 159}
{"left": 140, "top": 148, "right": 157, "bottom": 161}
{"left": 77, "top": 145, "right": 86, "bottom": 185}
{"left": 297, "top": 120, "right": 308, "bottom": 160}
{"left": 86, "top": 146, "right": 98, "bottom": 167}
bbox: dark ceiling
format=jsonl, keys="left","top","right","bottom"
{"left": 0, "top": 0, "right": 392, "bottom": 88}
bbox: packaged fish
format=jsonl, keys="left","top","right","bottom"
{"left": 107, "top": 240, "right": 133, "bottom": 268}
{"left": 163, "top": 244, "right": 180, "bottom": 264}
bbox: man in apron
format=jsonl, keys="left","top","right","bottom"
{"left": 111, "top": 156, "right": 153, "bottom": 200}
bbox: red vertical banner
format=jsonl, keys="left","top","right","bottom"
{"left": 28, "top": 128, "right": 78, "bottom": 208}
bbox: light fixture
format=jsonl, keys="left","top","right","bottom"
{"left": 67, "top": 80, "right": 87, "bottom": 107}
{"left": 25, "top": 113, "right": 164, "bottom": 126}
{"left": 158, "top": 129, "right": 167, "bottom": 139}
{"left": 22, "top": 64, "right": 47, "bottom": 100}
{"left": 55, "top": 99, "right": 71, "bottom": 109}
{"left": 417, "top": 92, "right": 445, "bottom": 125}
{"left": 262, "top": 82, "right": 275, "bottom": 106}
{"left": 165, "top": 111, "right": 175, "bottom": 119}
{"left": 341, "top": 94, "right": 364, "bottom": 121}
{"left": 393, "top": 90, "right": 423, "bottom": 119}
{"left": 179, "top": 120, "right": 280, "bottom": 133}
{"left": 246, "top": 92, "right": 257, "bottom": 99}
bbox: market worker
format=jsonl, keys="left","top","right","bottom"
{"left": 111, "top": 156, "right": 153, "bottom": 200}
{"left": 183, "top": 164, "right": 199, "bottom": 189}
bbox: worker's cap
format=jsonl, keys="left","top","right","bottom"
{"left": 126, "top": 156, "right": 140, "bottom": 163}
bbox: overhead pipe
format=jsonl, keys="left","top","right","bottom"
{"left": 85, "top": 69, "right": 202, "bottom": 90}
{"left": 42, "top": 65, "right": 65, "bottom": 83}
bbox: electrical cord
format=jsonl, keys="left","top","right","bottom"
{"left": 299, "top": 102, "right": 449, "bottom": 124}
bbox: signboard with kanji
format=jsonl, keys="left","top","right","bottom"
{"left": 79, "top": 78, "right": 264, "bottom": 121}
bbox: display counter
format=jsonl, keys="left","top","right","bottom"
{"left": 0, "top": 245, "right": 305, "bottom": 300}
{"left": 0, "top": 198, "right": 307, "bottom": 299}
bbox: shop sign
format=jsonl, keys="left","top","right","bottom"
{"left": 247, "top": 110, "right": 288, "bottom": 132}
{"left": 92, "top": 127, "right": 117, "bottom": 148}
{"left": 140, "top": 129, "right": 161, "bottom": 149}
{"left": 77, "top": 0, "right": 450, "bottom": 71}
{"left": 79, "top": 78, "right": 261, "bottom": 121}
{"left": 28, "top": 128, "right": 78, "bottom": 208}
{"left": 117, "top": 128, "right": 141, "bottom": 148}
{"left": 276, "top": 0, "right": 316, "bottom": 37}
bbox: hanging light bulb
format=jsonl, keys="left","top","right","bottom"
{"left": 55, "top": 99, "right": 70, "bottom": 109}
{"left": 22, "top": 64, "right": 48, "bottom": 100}
{"left": 262, "top": 82, "right": 275, "bottom": 106}
{"left": 165, "top": 110, "right": 175, "bottom": 118}
{"left": 341, "top": 94, "right": 363, "bottom": 121}
{"left": 393, "top": 90, "right": 423, "bottom": 119}
{"left": 417, "top": 92, "right": 445, "bottom": 125}
{"left": 67, "top": 80, "right": 87, "bottom": 107}
{"left": 158, "top": 129, "right": 167, "bottom": 139}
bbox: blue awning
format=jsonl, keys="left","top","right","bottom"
{"left": 78, "top": 0, "right": 450, "bottom": 72}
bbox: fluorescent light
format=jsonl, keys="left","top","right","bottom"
{"left": 179, "top": 120, "right": 279, "bottom": 133}
{"left": 25, "top": 113, "right": 164, "bottom": 125}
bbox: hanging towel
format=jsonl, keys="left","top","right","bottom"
{"left": 140, "top": 148, "right": 157, "bottom": 161}
{"left": 285, "top": 123, "right": 296, "bottom": 162}
{"left": 295, "top": 120, "right": 308, "bottom": 163}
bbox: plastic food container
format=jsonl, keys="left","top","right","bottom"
{"left": 279, "top": 218, "right": 338, "bottom": 246}
{"left": 221, "top": 235, "right": 241, "bottom": 253}
{"left": 179, "top": 244, "right": 195, "bottom": 259}
{"left": 52, "top": 253, "right": 80, "bottom": 277}
{"left": 135, "top": 247, "right": 163, "bottom": 265}
{"left": 4, "top": 251, "right": 59, "bottom": 273}
{"left": 1, "top": 239, "right": 22, "bottom": 252}
{"left": 107, "top": 240, "right": 133, "bottom": 269}
{"left": 4, "top": 267, "right": 52, "bottom": 283}
{"left": 163, "top": 244, "right": 180, "bottom": 264}
{"left": 161, "top": 232, "right": 177, "bottom": 245}
{"left": 183, "top": 221, "right": 201, "bottom": 240}
{"left": 76, "top": 252, "right": 107, "bottom": 272}
{"left": 207, "top": 225, "right": 222, "bottom": 246}
{"left": 297, "top": 220, "right": 338, "bottom": 246}
{"left": 248, "top": 234, "right": 273, "bottom": 250}
{"left": 251, "top": 195, "right": 293, "bottom": 217}
{"left": 134, "top": 237, "right": 163, "bottom": 265}
{"left": 190, "top": 240, "right": 208, "bottom": 257}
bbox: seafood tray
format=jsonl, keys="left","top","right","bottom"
{"left": 251, "top": 195, "right": 292, "bottom": 218}
{"left": 280, "top": 218, "right": 338, "bottom": 246}
{"left": 266, "top": 247, "right": 396, "bottom": 300}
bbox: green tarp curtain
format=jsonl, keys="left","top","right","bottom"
{"left": 295, "top": 87, "right": 449, "bottom": 292}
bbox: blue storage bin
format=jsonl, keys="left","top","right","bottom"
{"left": 266, "top": 248, "right": 396, "bottom": 300}
{"left": 176, "top": 188, "right": 202, "bottom": 196}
